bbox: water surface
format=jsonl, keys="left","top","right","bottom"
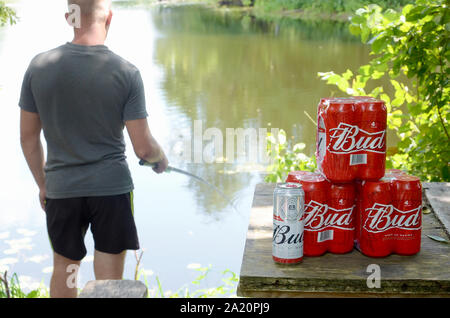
{"left": 0, "top": 0, "right": 381, "bottom": 294}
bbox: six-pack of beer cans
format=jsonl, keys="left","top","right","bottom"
{"left": 272, "top": 96, "right": 423, "bottom": 264}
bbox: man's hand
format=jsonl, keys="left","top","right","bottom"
{"left": 125, "top": 118, "right": 169, "bottom": 173}
{"left": 152, "top": 152, "right": 168, "bottom": 174}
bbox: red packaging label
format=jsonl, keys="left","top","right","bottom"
{"left": 316, "top": 97, "right": 387, "bottom": 182}
{"left": 286, "top": 171, "right": 355, "bottom": 256}
{"left": 355, "top": 170, "right": 422, "bottom": 257}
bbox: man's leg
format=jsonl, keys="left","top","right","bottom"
{"left": 45, "top": 197, "right": 88, "bottom": 298}
{"left": 93, "top": 249, "right": 127, "bottom": 280}
{"left": 50, "top": 252, "right": 81, "bottom": 298}
{"left": 88, "top": 192, "right": 139, "bottom": 280}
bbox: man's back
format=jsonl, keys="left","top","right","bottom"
{"left": 18, "top": 0, "right": 168, "bottom": 298}
{"left": 19, "top": 42, "right": 148, "bottom": 199}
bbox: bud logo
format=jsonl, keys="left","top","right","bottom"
{"left": 273, "top": 225, "right": 304, "bottom": 245}
{"left": 363, "top": 203, "right": 421, "bottom": 233}
{"left": 304, "top": 200, "right": 354, "bottom": 231}
{"left": 328, "top": 123, "right": 385, "bottom": 154}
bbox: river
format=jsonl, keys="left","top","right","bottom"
{"left": 0, "top": 0, "right": 383, "bottom": 296}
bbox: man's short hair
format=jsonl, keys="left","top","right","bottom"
{"left": 67, "top": 0, "right": 111, "bottom": 24}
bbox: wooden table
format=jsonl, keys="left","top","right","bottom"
{"left": 237, "top": 183, "right": 450, "bottom": 297}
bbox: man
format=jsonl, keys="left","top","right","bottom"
{"left": 19, "top": 0, "right": 168, "bottom": 298}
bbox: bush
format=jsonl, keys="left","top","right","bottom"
{"left": 318, "top": 0, "right": 449, "bottom": 181}
{"left": 252, "top": 0, "right": 414, "bottom": 14}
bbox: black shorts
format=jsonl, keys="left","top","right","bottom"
{"left": 45, "top": 192, "right": 140, "bottom": 261}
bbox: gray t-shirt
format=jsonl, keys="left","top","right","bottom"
{"left": 19, "top": 42, "right": 148, "bottom": 199}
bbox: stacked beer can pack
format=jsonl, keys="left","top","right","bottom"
{"left": 272, "top": 96, "right": 423, "bottom": 264}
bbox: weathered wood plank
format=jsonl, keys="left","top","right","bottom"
{"left": 423, "top": 182, "right": 450, "bottom": 237}
{"left": 238, "top": 183, "right": 450, "bottom": 297}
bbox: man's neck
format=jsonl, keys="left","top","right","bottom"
{"left": 71, "top": 27, "right": 106, "bottom": 46}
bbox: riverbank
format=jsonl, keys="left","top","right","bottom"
{"left": 141, "top": 0, "right": 412, "bottom": 22}
{"left": 134, "top": 0, "right": 350, "bottom": 22}
{"left": 243, "top": 7, "right": 351, "bottom": 22}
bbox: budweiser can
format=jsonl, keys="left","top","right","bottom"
{"left": 273, "top": 183, "right": 305, "bottom": 264}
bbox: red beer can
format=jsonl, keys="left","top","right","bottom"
{"left": 328, "top": 183, "right": 356, "bottom": 254}
{"left": 391, "top": 175, "right": 422, "bottom": 255}
{"left": 317, "top": 98, "right": 358, "bottom": 182}
{"left": 356, "top": 99, "right": 387, "bottom": 180}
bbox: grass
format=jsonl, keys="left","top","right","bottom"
{"left": 133, "top": 250, "right": 238, "bottom": 298}
{"left": 0, "top": 271, "right": 49, "bottom": 298}
{"left": 0, "top": 265, "right": 239, "bottom": 298}
{"left": 138, "top": 265, "right": 239, "bottom": 298}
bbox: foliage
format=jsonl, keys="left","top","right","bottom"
{"left": 0, "top": 1, "right": 17, "bottom": 26}
{"left": 0, "top": 271, "right": 49, "bottom": 298}
{"left": 318, "top": 0, "right": 449, "bottom": 181}
{"left": 252, "top": 0, "right": 414, "bottom": 15}
{"left": 264, "top": 129, "right": 316, "bottom": 183}
{"left": 1, "top": 266, "right": 238, "bottom": 298}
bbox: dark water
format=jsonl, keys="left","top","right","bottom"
{"left": 0, "top": 1, "right": 383, "bottom": 295}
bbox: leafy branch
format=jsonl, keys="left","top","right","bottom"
{"left": 318, "top": 0, "right": 450, "bottom": 181}
{"left": 264, "top": 129, "right": 316, "bottom": 183}
{"left": 0, "top": 1, "right": 17, "bottom": 26}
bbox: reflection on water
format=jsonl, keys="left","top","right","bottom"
{"left": 150, "top": 4, "right": 372, "bottom": 158}
{"left": 148, "top": 5, "right": 387, "bottom": 223}
{"left": 0, "top": 1, "right": 380, "bottom": 294}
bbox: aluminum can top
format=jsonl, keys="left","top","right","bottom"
{"left": 274, "top": 183, "right": 305, "bottom": 201}
{"left": 363, "top": 179, "right": 391, "bottom": 193}
{"left": 392, "top": 175, "right": 422, "bottom": 196}
{"left": 275, "top": 182, "right": 303, "bottom": 191}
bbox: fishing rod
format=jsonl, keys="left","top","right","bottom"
{"left": 139, "top": 159, "right": 236, "bottom": 209}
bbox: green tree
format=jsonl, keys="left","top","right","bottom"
{"left": 0, "top": 1, "right": 17, "bottom": 26}
{"left": 319, "top": 0, "right": 449, "bottom": 181}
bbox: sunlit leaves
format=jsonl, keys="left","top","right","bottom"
{"left": 265, "top": 129, "right": 316, "bottom": 183}
{"left": 372, "top": 35, "right": 389, "bottom": 53}
{"left": 0, "top": 1, "right": 17, "bottom": 26}
{"left": 318, "top": 71, "right": 350, "bottom": 91}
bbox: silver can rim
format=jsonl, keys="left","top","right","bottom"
{"left": 277, "top": 182, "right": 303, "bottom": 189}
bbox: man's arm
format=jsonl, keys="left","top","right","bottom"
{"left": 20, "top": 109, "right": 46, "bottom": 210}
{"left": 125, "top": 118, "right": 168, "bottom": 174}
